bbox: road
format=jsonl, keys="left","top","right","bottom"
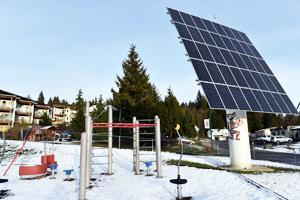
{"left": 212, "top": 141, "right": 300, "bottom": 166}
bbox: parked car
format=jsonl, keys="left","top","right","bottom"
{"left": 270, "top": 136, "right": 293, "bottom": 144}
{"left": 254, "top": 135, "right": 272, "bottom": 144}
{"left": 178, "top": 137, "right": 195, "bottom": 145}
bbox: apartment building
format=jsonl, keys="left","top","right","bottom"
{"left": 0, "top": 89, "right": 76, "bottom": 131}
{"left": 0, "top": 90, "right": 17, "bottom": 131}
{"left": 50, "top": 104, "right": 76, "bottom": 125}
{"left": 33, "top": 104, "right": 50, "bottom": 125}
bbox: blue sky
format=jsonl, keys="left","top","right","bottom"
{"left": 0, "top": 0, "right": 299, "bottom": 106}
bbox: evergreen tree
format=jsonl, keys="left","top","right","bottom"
{"left": 247, "top": 112, "right": 264, "bottom": 133}
{"left": 39, "top": 112, "right": 52, "bottom": 126}
{"left": 90, "top": 95, "right": 107, "bottom": 123}
{"left": 181, "top": 108, "right": 196, "bottom": 137}
{"left": 48, "top": 98, "right": 53, "bottom": 106}
{"left": 52, "top": 96, "right": 60, "bottom": 104}
{"left": 112, "top": 45, "right": 160, "bottom": 122}
{"left": 161, "top": 88, "right": 182, "bottom": 138}
{"left": 70, "top": 89, "right": 85, "bottom": 132}
{"left": 37, "top": 91, "right": 45, "bottom": 104}
{"left": 210, "top": 110, "right": 226, "bottom": 129}
{"left": 195, "top": 90, "right": 208, "bottom": 110}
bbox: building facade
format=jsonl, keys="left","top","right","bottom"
{"left": 0, "top": 89, "right": 76, "bottom": 132}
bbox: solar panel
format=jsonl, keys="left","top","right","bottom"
{"left": 168, "top": 8, "right": 298, "bottom": 114}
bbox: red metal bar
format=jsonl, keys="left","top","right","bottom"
{"left": 93, "top": 123, "right": 156, "bottom": 128}
{"left": 3, "top": 128, "right": 36, "bottom": 176}
{"left": 92, "top": 122, "right": 156, "bottom": 129}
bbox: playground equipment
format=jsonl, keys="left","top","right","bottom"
{"left": 49, "top": 163, "right": 58, "bottom": 179}
{"left": 133, "top": 116, "right": 162, "bottom": 177}
{"left": 170, "top": 124, "right": 190, "bottom": 200}
{"left": 63, "top": 169, "right": 74, "bottom": 181}
{"left": 79, "top": 102, "right": 162, "bottom": 200}
{"left": 3, "top": 127, "right": 58, "bottom": 179}
{"left": 143, "top": 161, "right": 153, "bottom": 176}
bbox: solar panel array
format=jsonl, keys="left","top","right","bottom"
{"left": 168, "top": 8, "right": 297, "bottom": 114}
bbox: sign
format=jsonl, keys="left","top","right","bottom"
{"left": 204, "top": 119, "right": 210, "bottom": 129}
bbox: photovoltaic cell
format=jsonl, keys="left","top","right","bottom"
{"left": 230, "top": 67, "right": 248, "bottom": 87}
{"left": 191, "top": 16, "right": 206, "bottom": 30}
{"left": 201, "top": 83, "right": 224, "bottom": 109}
{"left": 199, "top": 30, "right": 216, "bottom": 46}
{"left": 240, "top": 70, "right": 259, "bottom": 89}
{"left": 241, "top": 89, "right": 261, "bottom": 111}
{"left": 215, "top": 84, "right": 238, "bottom": 109}
{"left": 208, "top": 46, "right": 226, "bottom": 64}
{"left": 195, "top": 43, "right": 214, "bottom": 62}
{"left": 281, "top": 94, "right": 298, "bottom": 114}
{"left": 229, "top": 86, "right": 250, "bottom": 110}
{"left": 262, "top": 92, "right": 282, "bottom": 113}
{"left": 205, "top": 62, "right": 225, "bottom": 84}
{"left": 252, "top": 90, "right": 272, "bottom": 112}
{"left": 168, "top": 8, "right": 298, "bottom": 114}
{"left": 190, "top": 59, "right": 212, "bottom": 82}
{"left": 174, "top": 23, "right": 191, "bottom": 39}
{"left": 187, "top": 26, "right": 204, "bottom": 43}
{"left": 218, "top": 65, "right": 238, "bottom": 86}
{"left": 182, "top": 39, "right": 200, "bottom": 58}
{"left": 272, "top": 93, "right": 290, "bottom": 113}
{"left": 180, "top": 12, "right": 196, "bottom": 27}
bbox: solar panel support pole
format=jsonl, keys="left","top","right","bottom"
{"left": 227, "top": 110, "right": 252, "bottom": 169}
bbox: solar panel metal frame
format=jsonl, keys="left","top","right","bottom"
{"left": 167, "top": 7, "right": 297, "bottom": 114}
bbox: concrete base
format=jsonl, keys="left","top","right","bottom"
{"left": 227, "top": 110, "right": 252, "bottom": 169}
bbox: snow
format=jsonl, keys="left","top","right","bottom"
{"left": 254, "top": 142, "right": 300, "bottom": 154}
{"left": 0, "top": 140, "right": 299, "bottom": 200}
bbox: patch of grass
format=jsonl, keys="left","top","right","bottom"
{"left": 163, "top": 144, "right": 215, "bottom": 156}
{"left": 166, "top": 159, "right": 221, "bottom": 170}
{"left": 166, "top": 159, "right": 300, "bottom": 174}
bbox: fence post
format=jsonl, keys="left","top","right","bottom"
{"left": 118, "top": 136, "right": 121, "bottom": 149}
{"left": 155, "top": 115, "right": 162, "bottom": 178}
{"left": 108, "top": 105, "right": 113, "bottom": 175}
{"left": 85, "top": 101, "right": 92, "bottom": 188}
{"left": 79, "top": 132, "right": 87, "bottom": 200}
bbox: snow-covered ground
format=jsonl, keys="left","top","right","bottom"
{"left": 254, "top": 142, "right": 300, "bottom": 154}
{"left": 0, "top": 140, "right": 299, "bottom": 200}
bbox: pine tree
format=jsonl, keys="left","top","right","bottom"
{"left": 90, "top": 95, "right": 107, "bottom": 122}
{"left": 112, "top": 45, "right": 160, "bottom": 121}
{"left": 37, "top": 91, "right": 45, "bottom": 104}
{"left": 161, "top": 88, "right": 182, "bottom": 138}
{"left": 48, "top": 98, "right": 53, "bottom": 106}
{"left": 181, "top": 108, "right": 196, "bottom": 137}
{"left": 195, "top": 90, "right": 208, "bottom": 109}
{"left": 53, "top": 96, "right": 60, "bottom": 104}
{"left": 39, "top": 112, "right": 52, "bottom": 126}
{"left": 70, "top": 89, "right": 85, "bottom": 132}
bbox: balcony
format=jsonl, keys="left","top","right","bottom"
{"left": 54, "top": 113, "right": 64, "bottom": 117}
{"left": 15, "top": 116, "right": 31, "bottom": 124}
{"left": 0, "top": 104, "right": 14, "bottom": 112}
{"left": 34, "top": 111, "right": 47, "bottom": 119}
{"left": 15, "top": 108, "right": 32, "bottom": 116}
{"left": 0, "top": 115, "right": 13, "bottom": 125}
